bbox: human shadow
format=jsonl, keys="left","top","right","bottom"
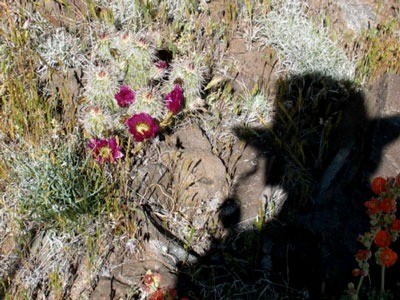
{"left": 175, "top": 73, "right": 400, "bottom": 299}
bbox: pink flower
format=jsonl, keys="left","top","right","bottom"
{"left": 156, "top": 60, "right": 168, "bottom": 69}
{"left": 165, "top": 84, "right": 184, "bottom": 114}
{"left": 115, "top": 85, "right": 135, "bottom": 107}
{"left": 87, "top": 137, "right": 123, "bottom": 163}
{"left": 126, "top": 113, "right": 159, "bottom": 142}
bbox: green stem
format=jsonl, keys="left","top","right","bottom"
{"left": 381, "top": 265, "right": 385, "bottom": 294}
{"left": 355, "top": 276, "right": 365, "bottom": 300}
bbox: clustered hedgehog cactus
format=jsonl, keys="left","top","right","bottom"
{"left": 80, "top": 22, "right": 206, "bottom": 163}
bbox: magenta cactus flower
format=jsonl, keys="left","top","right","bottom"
{"left": 165, "top": 84, "right": 184, "bottom": 114}
{"left": 87, "top": 137, "right": 123, "bottom": 163}
{"left": 126, "top": 113, "right": 159, "bottom": 142}
{"left": 155, "top": 60, "right": 168, "bottom": 69}
{"left": 115, "top": 85, "right": 135, "bottom": 107}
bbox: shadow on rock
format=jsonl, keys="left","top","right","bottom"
{"left": 175, "top": 73, "right": 400, "bottom": 299}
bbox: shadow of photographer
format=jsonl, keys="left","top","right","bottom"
{"left": 175, "top": 73, "right": 400, "bottom": 299}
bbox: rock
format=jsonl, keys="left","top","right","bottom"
{"left": 167, "top": 124, "right": 212, "bottom": 152}
{"left": 335, "top": 1, "right": 376, "bottom": 34}
{"left": 36, "top": 0, "right": 88, "bottom": 29}
{"left": 379, "top": 74, "right": 400, "bottom": 116}
{"left": 370, "top": 118, "right": 400, "bottom": 177}
{"left": 231, "top": 144, "right": 268, "bottom": 227}
{"left": 141, "top": 124, "right": 229, "bottom": 257}
{"left": 308, "top": 0, "right": 377, "bottom": 35}
{"left": 90, "top": 278, "right": 113, "bottom": 300}
{"left": 367, "top": 74, "right": 400, "bottom": 177}
{"left": 227, "top": 38, "right": 277, "bottom": 93}
{"left": 160, "top": 124, "right": 229, "bottom": 222}
{"left": 69, "top": 257, "right": 91, "bottom": 300}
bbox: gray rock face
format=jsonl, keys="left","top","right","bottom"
{"left": 379, "top": 74, "right": 400, "bottom": 116}
{"left": 336, "top": 1, "right": 376, "bottom": 34}
{"left": 144, "top": 124, "right": 229, "bottom": 255}
{"left": 368, "top": 74, "right": 400, "bottom": 177}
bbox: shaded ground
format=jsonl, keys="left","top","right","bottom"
{"left": 173, "top": 74, "right": 400, "bottom": 299}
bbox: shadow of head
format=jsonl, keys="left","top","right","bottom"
{"left": 235, "top": 74, "right": 371, "bottom": 207}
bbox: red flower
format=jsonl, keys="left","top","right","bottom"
{"left": 378, "top": 247, "right": 398, "bottom": 267}
{"left": 87, "top": 137, "right": 123, "bottom": 163}
{"left": 352, "top": 268, "right": 361, "bottom": 277}
{"left": 115, "top": 85, "right": 135, "bottom": 107}
{"left": 165, "top": 84, "right": 184, "bottom": 114}
{"left": 391, "top": 219, "right": 400, "bottom": 231}
{"left": 355, "top": 249, "right": 371, "bottom": 261}
{"left": 364, "top": 198, "right": 381, "bottom": 215}
{"left": 374, "top": 230, "right": 392, "bottom": 248}
{"left": 371, "top": 177, "right": 387, "bottom": 195}
{"left": 379, "top": 198, "right": 396, "bottom": 213}
{"left": 148, "top": 288, "right": 164, "bottom": 300}
{"left": 126, "top": 113, "right": 159, "bottom": 142}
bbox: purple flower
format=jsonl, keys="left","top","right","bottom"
{"left": 126, "top": 113, "right": 159, "bottom": 142}
{"left": 115, "top": 85, "right": 135, "bottom": 107}
{"left": 155, "top": 60, "right": 168, "bottom": 69}
{"left": 165, "top": 84, "right": 184, "bottom": 114}
{"left": 87, "top": 137, "right": 123, "bottom": 163}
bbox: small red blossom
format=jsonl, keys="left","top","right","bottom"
{"left": 391, "top": 219, "right": 400, "bottom": 231}
{"left": 126, "top": 113, "right": 159, "bottom": 142}
{"left": 364, "top": 198, "right": 381, "bottom": 215}
{"left": 355, "top": 249, "right": 371, "bottom": 261}
{"left": 374, "top": 230, "right": 392, "bottom": 248}
{"left": 165, "top": 84, "right": 184, "bottom": 114}
{"left": 115, "top": 85, "right": 135, "bottom": 107}
{"left": 352, "top": 268, "right": 361, "bottom": 277}
{"left": 371, "top": 177, "right": 387, "bottom": 195}
{"left": 377, "top": 247, "right": 398, "bottom": 267}
{"left": 379, "top": 198, "right": 396, "bottom": 213}
{"left": 87, "top": 137, "right": 123, "bottom": 163}
{"left": 148, "top": 288, "right": 164, "bottom": 300}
